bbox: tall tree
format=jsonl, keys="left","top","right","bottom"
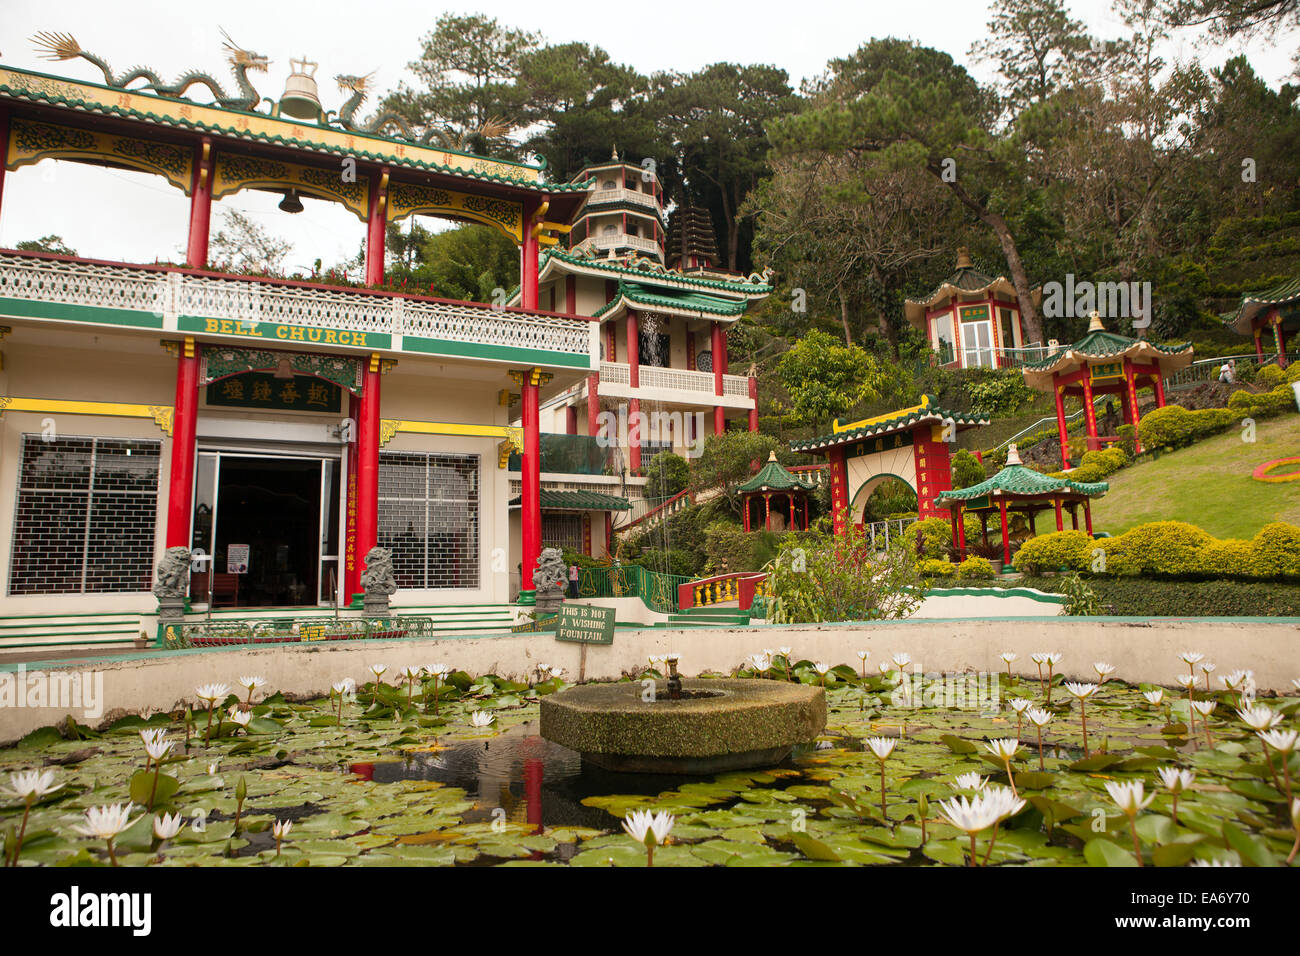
{"left": 971, "top": 0, "right": 1094, "bottom": 114}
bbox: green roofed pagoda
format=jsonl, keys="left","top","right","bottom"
{"left": 1221, "top": 275, "right": 1299, "bottom": 368}
{"left": 934, "top": 444, "right": 1109, "bottom": 567}
{"left": 1019, "top": 312, "right": 1193, "bottom": 469}
{"left": 738, "top": 452, "right": 816, "bottom": 532}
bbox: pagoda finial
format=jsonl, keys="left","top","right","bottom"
{"left": 611, "top": 143, "right": 619, "bottom": 161}
{"left": 1005, "top": 443, "right": 1022, "bottom": 466}
{"left": 767, "top": 451, "right": 778, "bottom": 462}
{"left": 956, "top": 246, "right": 973, "bottom": 269}
{"left": 1087, "top": 310, "right": 1105, "bottom": 332}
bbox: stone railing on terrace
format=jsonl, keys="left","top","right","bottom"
{"left": 599, "top": 361, "right": 753, "bottom": 400}
{"left": 0, "top": 250, "right": 594, "bottom": 361}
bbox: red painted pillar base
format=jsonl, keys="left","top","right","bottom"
{"left": 165, "top": 338, "right": 201, "bottom": 549}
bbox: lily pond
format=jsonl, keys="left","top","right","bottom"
{"left": 2, "top": 659, "right": 1297, "bottom": 867}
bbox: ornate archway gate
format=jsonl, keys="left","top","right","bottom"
{"left": 790, "top": 396, "right": 988, "bottom": 534}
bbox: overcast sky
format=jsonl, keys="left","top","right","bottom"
{"left": 1, "top": 0, "right": 1295, "bottom": 270}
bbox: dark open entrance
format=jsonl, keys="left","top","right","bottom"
{"left": 213, "top": 457, "right": 322, "bottom": 607}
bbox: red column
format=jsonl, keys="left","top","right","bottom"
{"left": 586, "top": 374, "right": 600, "bottom": 437}
{"left": 185, "top": 138, "right": 214, "bottom": 268}
{"left": 344, "top": 392, "right": 361, "bottom": 603}
{"left": 165, "top": 338, "right": 201, "bottom": 548}
{"left": 764, "top": 493, "right": 772, "bottom": 530}
{"left": 1123, "top": 359, "right": 1144, "bottom": 454}
{"left": 628, "top": 398, "right": 642, "bottom": 474}
{"left": 1278, "top": 319, "right": 1289, "bottom": 369}
{"left": 1055, "top": 498, "right": 1064, "bottom": 532}
{"left": 565, "top": 274, "right": 576, "bottom": 313}
{"left": 748, "top": 375, "right": 759, "bottom": 432}
{"left": 518, "top": 368, "right": 545, "bottom": 603}
{"left": 1070, "top": 505, "right": 1079, "bottom": 531}
{"left": 365, "top": 168, "right": 389, "bottom": 285}
{"left": 565, "top": 405, "right": 578, "bottom": 434}
{"left": 956, "top": 505, "right": 966, "bottom": 550}
{"left": 353, "top": 355, "right": 382, "bottom": 604}
{"left": 627, "top": 311, "right": 640, "bottom": 387}
{"left": 743, "top": 496, "right": 751, "bottom": 532}
{"left": 1153, "top": 366, "right": 1167, "bottom": 407}
{"left": 828, "top": 446, "right": 849, "bottom": 536}
{"left": 1254, "top": 327, "right": 1264, "bottom": 360}
{"left": 712, "top": 322, "right": 725, "bottom": 435}
{"left": 999, "top": 498, "right": 1010, "bottom": 566}
{"left": 949, "top": 508, "right": 959, "bottom": 549}
{"left": 1054, "top": 380, "right": 1070, "bottom": 469}
{"left": 521, "top": 203, "right": 542, "bottom": 311}
{"left": 1081, "top": 372, "right": 1098, "bottom": 452}
{"left": 1084, "top": 499, "right": 1094, "bottom": 536}
{"left": 803, "top": 496, "right": 809, "bottom": 531}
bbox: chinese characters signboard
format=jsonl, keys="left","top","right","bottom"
{"left": 206, "top": 373, "right": 342, "bottom": 413}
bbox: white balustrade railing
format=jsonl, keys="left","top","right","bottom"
{"left": 600, "top": 361, "right": 753, "bottom": 401}
{"left": 575, "top": 235, "right": 662, "bottom": 256}
{"left": 589, "top": 187, "right": 661, "bottom": 210}
{"left": 0, "top": 252, "right": 592, "bottom": 359}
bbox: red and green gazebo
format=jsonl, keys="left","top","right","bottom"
{"left": 1222, "top": 275, "right": 1299, "bottom": 368}
{"left": 934, "top": 444, "right": 1109, "bottom": 566}
{"left": 738, "top": 452, "right": 815, "bottom": 532}
{"left": 1019, "top": 312, "right": 1193, "bottom": 469}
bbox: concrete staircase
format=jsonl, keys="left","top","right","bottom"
{"left": 664, "top": 606, "right": 752, "bottom": 628}
{"left": 0, "top": 612, "right": 151, "bottom": 653}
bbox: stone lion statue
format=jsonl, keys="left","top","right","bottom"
{"left": 361, "top": 547, "right": 397, "bottom": 595}
{"left": 535, "top": 547, "right": 567, "bottom": 594}
{"left": 153, "top": 546, "right": 192, "bottom": 599}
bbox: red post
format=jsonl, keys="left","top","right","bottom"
{"left": 999, "top": 498, "right": 1010, "bottom": 566}
{"left": 627, "top": 311, "right": 640, "bottom": 387}
{"left": 803, "top": 496, "right": 809, "bottom": 531}
{"left": 365, "top": 168, "right": 389, "bottom": 285}
{"left": 565, "top": 274, "right": 577, "bottom": 314}
{"left": 1153, "top": 365, "right": 1167, "bottom": 407}
{"left": 956, "top": 505, "right": 966, "bottom": 550}
{"left": 165, "top": 338, "right": 201, "bottom": 548}
{"left": 748, "top": 375, "right": 759, "bottom": 432}
{"left": 1055, "top": 498, "right": 1064, "bottom": 532}
{"left": 1254, "top": 327, "right": 1264, "bottom": 360}
{"left": 1084, "top": 499, "right": 1093, "bottom": 536}
{"left": 353, "top": 355, "right": 382, "bottom": 604}
{"left": 949, "top": 508, "right": 959, "bottom": 549}
{"left": 828, "top": 446, "right": 849, "bottom": 536}
{"left": 1278, "top": 319, "right": 1289, "bottom": 369}
{"left": 764, "top": 493, "right": 772, "bottom": 530}
{"left": 586, "top": 374, "right": 600, "bottom": 437}
{"left": 344, "top": 392, "right": 360, "bottom": 603}
{"left": 1081, "top": 372, "right": 1098, "bottom": 452}
{"left": 1070, "top": 505, "right": 1079, "bottom": 531}
{"left": 743, "top": 495, "right": 751, "bottom": 532}
{"left": 628, "top": 397, "right": 642, "bottom": 474}
{"left": 712, "top": 322, "right": 726, "bottom": 435}
{"left": 520, "top": 369, "right": 542, "bottom": 602}
{"left": 1123, "top": 359, "right": 1144, "bottom": 453}
{"left": 185, "top": 138, "right": 214, "bottom": 268}
{"left": 1054, "top": 382, "right": 1070, "bottom": 470}
{"left": 521, "top": 203, "right": 542, "bottom": 311}
{"left": 565, "top": 405, "right": 578, "bottom": 434}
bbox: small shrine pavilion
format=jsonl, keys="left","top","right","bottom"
{"left": 738, "top": 452, "right": 815, "bottom": 532}
{"left": 1019, "top": 313, "right": 1193, "bottom": 469}
{"left": 934, "top": 444, "right": 1109, "bottom": 566}
{"left": 1222, "top": 275, "right": 1298, "bottom": 368}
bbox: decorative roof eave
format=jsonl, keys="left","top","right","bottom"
{"left": 538, "top": 250, "right": 772, "bottom": 296}
{"left": 903, "top": 276, "right": 1038, "bottom": 328}
{"left": 934, "top": 464, "right": 1109, "bottom": 503}
{"left": 1221, "top": 275, "right": 1300, "bottom": 334}
{"left": 591, "top": 286, "right": 749, "bottom": 322}
{"left": 790, "top": 396, "right": 989, "bottom": 453}
{"left": 737, "top": 453, "right": 815, "bottom": 493}
{"left": 508, "top": 490, "right": 632, "bottom": 511}
{"left": 0, "top": 65, "right": 592, "bottom": 200}
{"left": 1019, "top": 338, "right": 1194, "bottom": 389}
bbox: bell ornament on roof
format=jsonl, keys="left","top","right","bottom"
{"left": 1005, "top": 443, "right": 1022, "bottom": 466}
{"left": 278, "top": 56, "right": 322, "bottom": 121}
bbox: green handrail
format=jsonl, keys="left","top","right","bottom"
{"left": 577, "top": 564, "right": 690, "bottom": 613}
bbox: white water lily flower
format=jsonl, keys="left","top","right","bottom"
{"left": 1142, "top": 689, "right": 1164, "bottom": 705}
{"left": 665, "top": 652, "right": 680, "bottom": 663}
{"left": 1199, "top": 662, "right": 1216, "bottom": 674}
{"left": 153, "top": 812, "right": 184, "bottom": 840}
{"left": 1104, "top": 780, "right": 1156, "bottom": 816}
{"left": 401, "top": 665, "right": 421, "bottom": 679}
{"left": 1000, "top": 652, "right": 1018, "bottom": 664}
{"left": 1190, "top": 700, "right": 1217, "bottom": 718}
{"left": 1030, "top": 653, "right": 1048, "bottom": 665}
{"left": 937, "top": 794, "right": 1001, "bottom": 835}
{"left": 985, "top": 738, "right": 1021, "bottom": 760}
{"left": 272, "top": 819, "right": 293, "bottom": 840}
{"left": 953, "top": 772, "right": 988, "bottom": 791}
{"left": 1, "top": 769, "right": 62, "bottom": 802}
{"left": 892, "top": 652, "right": 912, "bottom": 669}
{"left": 142, "top": 734, "right": 174, "bottom": 762}
{"left": 549, "top": 666, "right": 565, "bottom": 680}
{"left": 1009, "top": 698, "right": 1032, "bottom": 713}
{"left": 238, "top": 675, "right": 267, "bottom": 692}
{"left": 426, "top": 663, "right": 453, "bottom": 678}
{"left": 140, "top": 727, "right": 167, "bottom": 748}
{"left": 750, "top": 653, "right": 772, "bottom": 672}
{"left": 1093, "top": 662, "right": 1116, "bottom": 681}
{"left": 369, "top": 663, "right": 387, "bottom": 678}
{"left": 648, "top": 654, "right": 666, "bottom": 667}
{"left": 228, "top": 709, "right": 252, "bottom": 728}
{"left": 622, "top": 809, "right": 674, "bottom": 846}
{"left": 877, "top": 661, "right": 893, "bottom": 674}
{"left": 1064, "top": 681, "right": 1098, "bottom": 700}
{"left": 1175, "top": 674, "right": 1197, "bottom": 689}
{"left": 1025, "top": 707, "right": 1054, "bottom": 727}
{"left": 470, "top": 710, "right": 496, "bottom": 728}
{"left": 73, "top": 803, "right": 141, "bottom": 840}
{"left": 1236, "top": 704, "right": 1282, "bottom": 731}
{"left": 1157, "top": 767, "right": 1195, "bottom": 794}
{"left": 813, "top": 661, "right": 831, "bottom": 675}
{"left": 865, "top": 737, "right": 897, "bottom": 761}
{"left": 1223, "top": 670, "right": 1253, "bottom": 690}
{"left": 1043, "top": 652, "right": 1063, "bottom": 666}
{"left": 195, "top": 683, "right": 230, "bottom": 706}
{"left": 856, "top": 650, "right": 871, "bottom": 662}
{"left": 1258, "top": 728, "right": 1299, "bottom": 754}
{"left": 1180, "top": 651, "right": 1205, "bottom": 666}
{"left": 1292, "top": 678, "right": 1300, "bottom": 692}
{"left": 777, "top": 647, "right": 791, "bottom": 658}
{"left": 332, "top": 680, "right": 353, "bottom": 696}
{"left": 982, "top": 785, "right": 1026, "bottom": 822}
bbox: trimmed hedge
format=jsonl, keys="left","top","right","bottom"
{"left": 918, "top": 558, "right": 955, "bottom": 577}
{"left": 1009, "top": 520, "right": 1300, "bottom": 581}
{"left": 906, "top": 517, "right": 952, "bottom": 560}
{"left": 1020, "top": 576, "right": 1300, "bottom": 616}
{"left": 1050, "top": 447, "right": 1126, "bottom": 482}
{"left": 956, "top": 555, "right": 995, "bottom": 579}
{"left": 1137, "top": 404, "right": 1237, "bottom": 450}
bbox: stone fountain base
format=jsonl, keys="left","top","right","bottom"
{"left": 539, "top": 679, "right": 826, "bottom": 775}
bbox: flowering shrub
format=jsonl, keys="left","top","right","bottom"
{"left": 905, "top": 517, "right": 952, "bottom": 559}
{"left": 1250, "top": 522, "right": 1300, "bottom": 578}
{"left": 955, "top": 556, "right": 995, "bottom": 579}
{"left": 1011, "top": 530, "right": 1093, "bottom": 574}
{"left": 1120, "top": 521, "right": 1213, "bottom": 577}
{"left": 918, "top": 558, "right": 955, "bottom": 578}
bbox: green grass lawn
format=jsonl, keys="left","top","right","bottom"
{"left": 1089, "top": 412, "right": 1300, "bottom": 539}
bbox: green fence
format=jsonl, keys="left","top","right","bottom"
{"left": 160, "top": 616, "right": 436, "bottom": 650}
{"left": 578, "top": 564, "right": 689, "bottom": 614}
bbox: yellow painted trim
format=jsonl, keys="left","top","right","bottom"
{"left": 212, "top": 152, "right": 370, "bottom": 221}
{"left": 0, "top": 397, "right": 173, "bottom": 435}
{"left": 6, "top": 116, "right": 194, "bottom": 193}
{"left": 392, "top": 421, "right": 514, "bottom": 439}
{"left": 834, "top": 394, "right": 931, "bottom": 434}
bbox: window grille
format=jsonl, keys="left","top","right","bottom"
{"left": 378, "top": 452, "right": 480, "bottom": 589}
{"left": 9, "top": 435, "right": 161, "bottom": 594}
{"left": 542, "top": 513, "right": 584, "bottom": 554}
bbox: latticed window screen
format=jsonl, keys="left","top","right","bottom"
{"left": 9, "top": 435, "right": 161, "bottom": 595}
{"left": 542, "top": 513, "right": 584, "bottom": 554}
{"left": 378, "top": 452, "right": 480, "bottom": 589}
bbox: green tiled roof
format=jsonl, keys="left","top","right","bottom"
{"left": 737, "top": 454, "right": 815, "bottom": 493}
{"left": 509, "top": 490, "right": 631, "bottom": 510}
{"left": 790, "top": 396, "right": 989, "bottom": 453}
{"left": 935, "top": 464, "right": 1108, "bottom": 503}
{"left": 1221, "top": 275, "right": 1300, "bottom": 333}
{"left": 593, "top": 280, "right": 750, "bottom": 319}
{"left": 1020, "top": 329, "right": 1192, "bottom": 371}
{"left": 542, "top": 250, "right": 772, "bottom": 294}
